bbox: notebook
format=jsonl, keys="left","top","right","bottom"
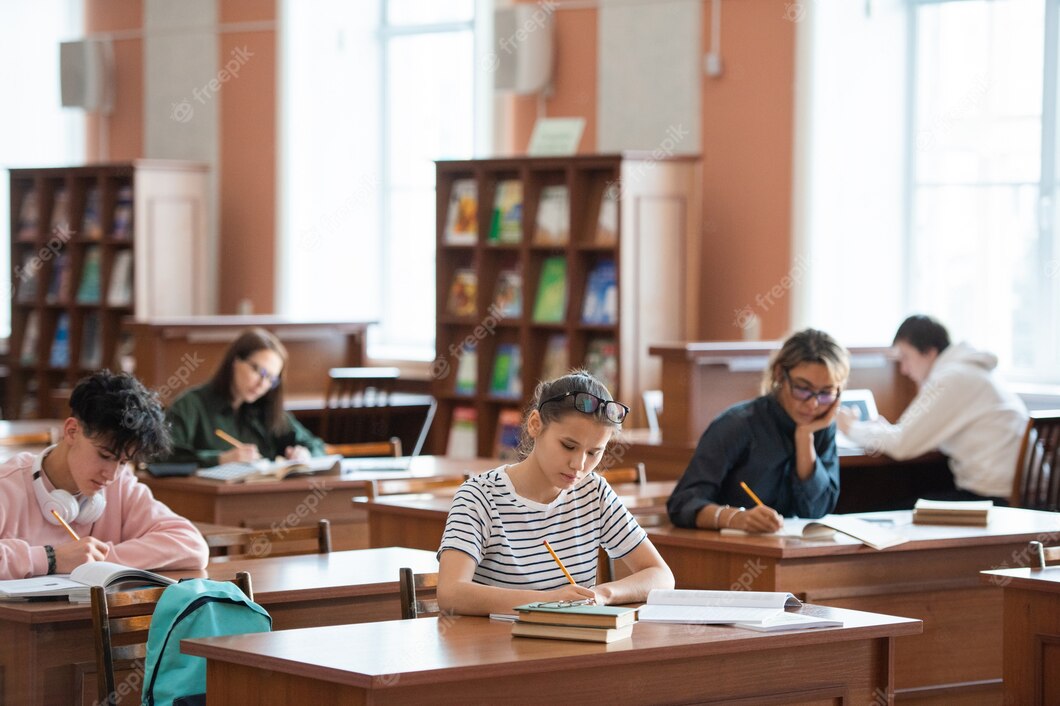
{"left": 836, "top": 388, "right": 878, "bottom": 449}
{"left": 343, "top": 399, "right": 437, "bottom": 471}
{"left": 0, "top": 561, "right": 174, "bottom": 602}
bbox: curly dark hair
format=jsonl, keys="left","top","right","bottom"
{"left": 69, "top": 370, "right": 172, "bottom": 463}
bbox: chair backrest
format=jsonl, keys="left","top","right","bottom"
{"left": 642, "top": 389, "right": 663, "bottom": 435}
{"left": 1028, "top": 541, "right": 1060, "bottom": 569}
{"left": 1010, "top": 410, "right": 1060, "bottom": 511}
{"left": 398, "top": 567, "right": 440, "bottom": 619}
{"left": 596, "top": 463, "right": 647, "bottom": 486}
{"left": 91, "top": 572, "right": 252, "bottom": 705}
{"left": 325, "top": 437, "right": 402, "bottom": 458}
{"left": 364, "top": 475, "right": 467, "bottom": 501}
{"left": 321, "top": 367, "right": 402, "bottom": 444}
{"left": 203, "top": 519, "right": 332, "bottom": 560}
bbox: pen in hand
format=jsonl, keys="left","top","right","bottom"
{"left": 543, "top": 539, "right": 577, "bottom": 586}
{"left": 740, "top": 481, "right": 764, "bottom": 507}
{"left": 51, "top": 509, "right": 81, "bottom": 541}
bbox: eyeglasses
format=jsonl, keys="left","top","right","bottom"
{"left": 539, "top": 391, "right": 630, "bottom": 424}
{"left": 784, "top": 372, "right": 839, "bottom": 406}
{"left": 530, "top": 599, "right": 596, "bottom": 609}
{"left": 242, "top": 358, "right": 281, "bottom": 389}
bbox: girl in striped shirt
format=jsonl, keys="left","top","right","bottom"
{"left": 437, "top": 371, "right": 674, "bottom": 616}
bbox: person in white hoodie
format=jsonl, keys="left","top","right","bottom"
{"left": 838, "top": 315, "right": 1028, "bottom": 503}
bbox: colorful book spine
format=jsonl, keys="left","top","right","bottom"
{"left": 76, "top": 246, "right": 102, "bottom": 304}
{"left": 532, "top": 256, "right": 567, "bottom": 323}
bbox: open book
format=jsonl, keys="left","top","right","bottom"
{"left": 0, "top": 561, "right": 175, "bottom": 602}
{"left": 734, "top": 611, "right": 843, "bottom": 632}
{"left": 637, "top": 589, "right": 802, "bottom": 624}
{"left": 722, "top": 514, "right": 907, "bottom": 551}
{"left": 197, "top": 454, "right": 343, "bottom": 483}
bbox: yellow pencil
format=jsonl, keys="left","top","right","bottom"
{"left": 214, "top": 429, "right": 244, "bottom": 448}
{"left": 51, "top": 509, "right": 81, "bottom": 541}
{"left": 543, "top": 539, "right": 577, "bottom": 586}
{"left": 740, "top": 481, "right": 764, "bottom": 508}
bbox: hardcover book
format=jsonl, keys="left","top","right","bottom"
{"left": 511, "top": 621, "right": 633, "bottom": 643}
{"left": 514, "top": 602, "right": 637, "bottom": 629}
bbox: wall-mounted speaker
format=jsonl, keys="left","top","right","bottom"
{"left": 60, "top": 39, "right": 115, "bottom": 114}
{"left": 493, "top": 4, "right": 554, "bottom": 94}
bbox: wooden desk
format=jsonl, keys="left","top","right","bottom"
{"left": 184, "top": 606, "right": 921, "bottom": 705}
{"left": 0, "top": 547, "right": 436, "bottom": 706}
{"left": 141, "top": 456, "right": 500, "bottom": 550}
{"left": 648, "top": 342, "right": 917, "bottom": 447}
{"left": 366, "top": 481, "right": 677, "bottom": 551}
{"left": 647, "top": 507, "right": 1060, "bottom": 704}
{"left": 981, "top": 565, "right": 1060, "bottom": 705}
{"left": 124, "top": 316, "right": 372, "bottom": 401}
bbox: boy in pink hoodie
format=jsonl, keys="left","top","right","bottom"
{"left": 0, "top": 371, "right": 208, "bottom": 579}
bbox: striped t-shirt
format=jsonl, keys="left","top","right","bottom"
{"left": 438, "top": 466, "right": 647, "bottom": 589}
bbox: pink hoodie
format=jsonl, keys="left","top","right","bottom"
{"left": 0, "top": 451, "right": 209, "bottom": 579}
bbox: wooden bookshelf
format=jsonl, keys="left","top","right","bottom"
{"left": 432, "top": 154, "right": 700, "bottom": 456}
{"left": 7, "top": 161, "right": 209, "bottom": 418}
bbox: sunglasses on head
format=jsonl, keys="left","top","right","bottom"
{"left": 784, "top": 371, "right": 839, "bottom": 406}
{"left": 538, "top": 391, "right": 630, "bottom": 424}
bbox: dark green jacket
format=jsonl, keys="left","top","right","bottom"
{"left": 165, "top": 384, "right": 325, "bottom": 466}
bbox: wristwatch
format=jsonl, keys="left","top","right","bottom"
{"left": 44, "top": 545, "right": 56, "bottom": 575}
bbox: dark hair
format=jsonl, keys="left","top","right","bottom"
{"left": 893, "top": 315, "right": 950, "bottom": 355}
{"left": 69, "top": 370, "right": 172, "bottom": 463}
{"left": 762, "top": 328, "right": 851, "bottom": 394}
{"left": 516, "top": 370, "right": 621, "bottom": 459}
{"left": 208, "top": 328, "right": 291, "bottom": 435}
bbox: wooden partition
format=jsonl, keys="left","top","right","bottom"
{"left": 648, "top": 342, "right": 918, "bottom": 446}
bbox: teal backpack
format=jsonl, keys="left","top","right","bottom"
{"left": 141, "top": 578, "right": 272, "bottom": 706}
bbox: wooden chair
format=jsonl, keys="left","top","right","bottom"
{"left": 1028, "top": 541, "right": 1060, "bottom": 569}
{"left": 364, "top": 475, "right": 467, "bottom": 501}
{"left": 398, "top": 567, "right": 440, "bottom": 619}
{"left": 325, "top": 437, "right": 402, "bottom": 458}
{"left": 1010, "top": 409, "right": 1060, "bottom": 511}
{"left": 203, "top": 519, "right": 332, "bottom": 560}
{"left": 321, "top": 367, "right": 401, "bottom": 444}
{"left": 596, "top": 463, "right": 647, "bottom": 486}
{"left": 90, "top": 571, "right": 252, "bottom": 705}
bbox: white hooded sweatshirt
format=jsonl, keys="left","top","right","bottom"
{"left": 844, "top": 342, "right": 1028, "bottom": 498}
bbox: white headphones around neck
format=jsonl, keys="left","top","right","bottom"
{"left": 33, "top": 446, "right": 106, "bottom": 526}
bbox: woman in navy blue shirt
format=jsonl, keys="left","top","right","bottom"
{"left": 667, "top": 329, "right": 850, "bottom": 533}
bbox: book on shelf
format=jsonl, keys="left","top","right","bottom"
{"left": 446, "top": 269, "right": 477, "bottom": 317}
{"left": 49, "top": 313, "right": 71, "bottom": 367}
{"left": 493, "top": 269, "right": 522, "bottom": 318}
{"left": 111, "top": 185, "right": 134, "bottom": 239}
{"left": 49, "top": 188, "right": 70, "bottom": 234}
{"left": 534, "top": 185, "right": 569, "bottom": 245}
{"left": 82, "top": 186, "right": 103, "bottom": 239}
{"left": 76, "top": 246, "right": 102, "bottom": 304}
{"left": 581, "top": 259, "right": 617, "bottom": 325}
{"left": 447, "top": 406, "right": 478, "bottom": 459}
{"left": 595, "top": 182, "right": 618, "bottom": 245}
{"left": 490, "top": 343, "right": 522, "bottom": 398}
{"left": 454, "top": 345, "right": 478, "bottom": 395}
{"left": 531, "top": 256, "right": 567, "bottom": 323}
{"left": 540, "top": 334, "right": 570, "bottom": 382}
{"left": 721, "top": 514, "right": 908, "bottom": 551}
{"left": 20, "top": 311, "right": 40, "bottom": 365}
{"left": 584, "top": 338, "right": 617, "bottom": 394}
{"left": 734, "top": 611, "right": 843, "bottom": 632}
{"left": 511, "top": 620, "right": 633, "bottom": 643}
{"left": 488, "top": 179, "right": 523, "bottom": 244}
{"left": 16, "top": 252, "right": 39, "bottom": 303}
{"left": 494, "top": 408, "right": 523, "bottom": 461}
{"left": 196, "top": 455, "right": 343, "bottom": 483}
{"left": 107, "top": 249, "right": 134, "bottom": 306}
{"left": 445, "top": 178, "right": 478, "bottom": 244}
{"left": 17, "top": 189, "right": 39, "bottom": 241}
{"left": 912, "top": 499, "right": 992, "bottom": 526}
{"left": 514, "top": 601, "right": 637, "bottom": 629}
{"left": 0, "top": 561, "right": 175, "bottom": 602}
{"left": 79, "top": 312, "right": 103, "bottom": 369}
{"left": 45, "top": 252, "right": 72, "bottom": 304}
{"left": 637, "top": 588, "right": 802, "bottom": 625}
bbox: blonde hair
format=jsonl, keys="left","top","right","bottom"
{"left": 761, "top": 329, "right": 850, "bottom": 395}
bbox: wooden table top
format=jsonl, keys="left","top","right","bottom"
{"left": 183, "top": 605, "right": 921, "bottom": 688}
{"left": 0, "top": 547, "right": 436, "bottom": 625}
{"left": 647, "top": 507, "right": 1060, "bottom": 559}
{"left": 365, "top": 481, "right": 676, "bottom": 514}
{"left": 981, "top": 565, "right": 1060, "bottom": 593}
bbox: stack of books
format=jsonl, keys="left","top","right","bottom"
{"left": 510, "top": 601, "right": 637, "bottom": 643}
{"left": 912, "top": 499, "right": 992, "bottom": 526}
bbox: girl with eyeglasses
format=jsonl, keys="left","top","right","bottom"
{"left": 163, "top": 327, "right": 325, "bottom": 466}
{"left": 667, "top": 329, "right": 850, "bottom": 533}
{"left": 437, "top": 371, "right": 674, "bottom": 616}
